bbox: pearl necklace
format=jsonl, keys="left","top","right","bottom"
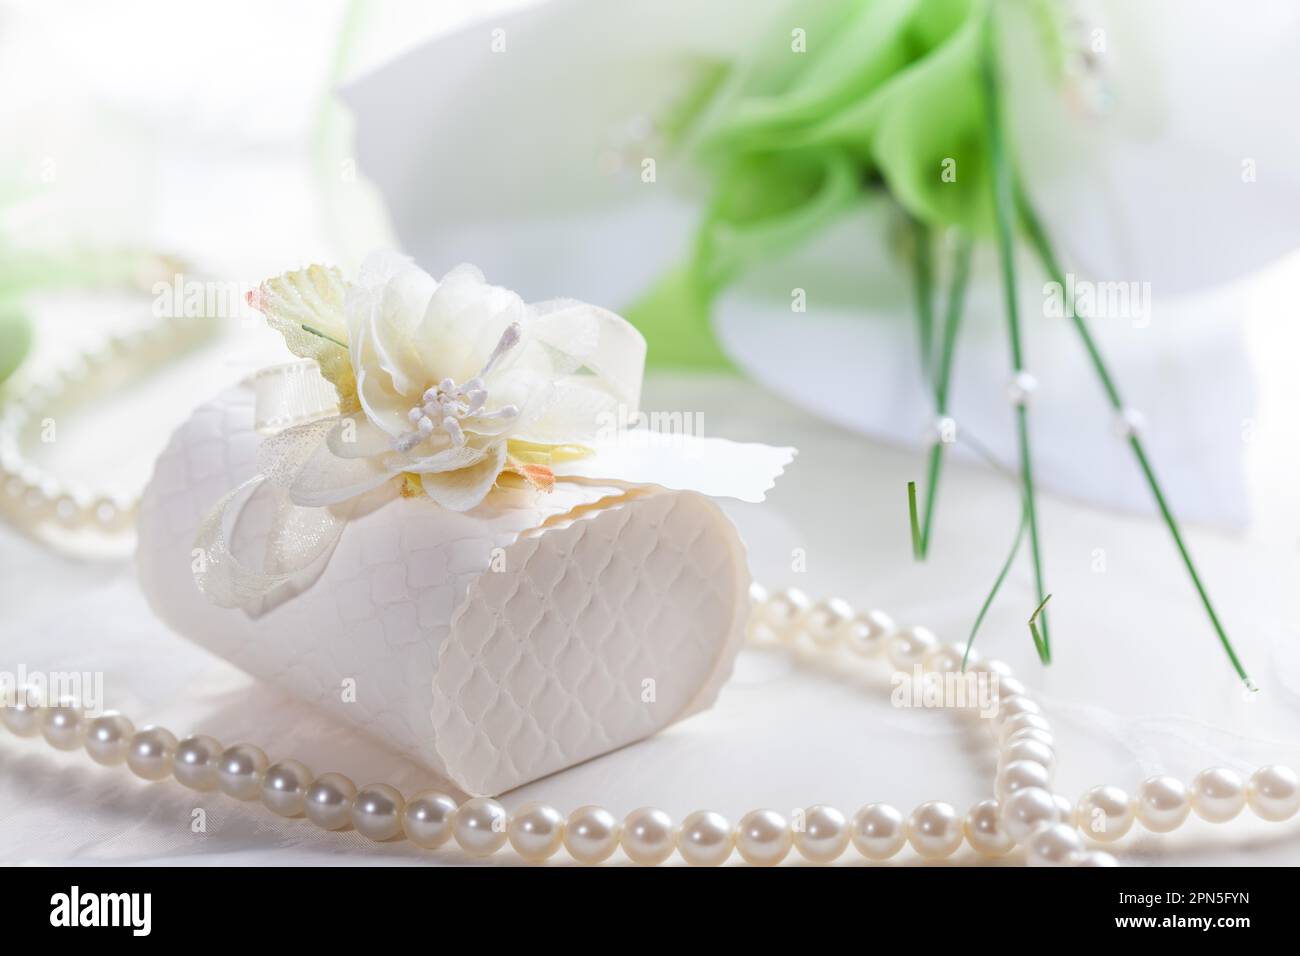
{"left": 0, "top": 312, "right": 216, "bottom": 533}
{"left": 3, "top": 585, "right": 1296, "bottom": 865}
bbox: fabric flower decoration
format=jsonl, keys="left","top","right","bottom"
{"left": 248, "top": 252, "right": 644, "bottom": 512}
{"left": 193, "top": 250, "right": 785, "bottom": 614}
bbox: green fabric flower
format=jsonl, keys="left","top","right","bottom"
{"left": 628, "top": 0, "right": 1056, "bottom": 368}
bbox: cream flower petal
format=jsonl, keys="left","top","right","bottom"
{"left": 355, "top": 367, "right": 411, "bottom": 438}
{"left": 418, "top": 265, "right": 525, "bottom": 382}
{"left": 460, "top": 412, "right": 528, "bottom": 439}
{"left": 405, "top": 443, "right": 488, "bottom": 475}
{"left": 249, "top": 266, "right": 354, "bottom": 402}
{"left": 419, "top": 441, "right": 507, "bottom": 512}
{"left": 354, "top": 249, "right": 417, "bottom": 290}
{"left": 258, "top": 254, "right": 648, "bottom": 513}
{"left": 368, "top": 265, "right": 437, "bottom": 396}
{"left": 512, "top": 379, "right": 617, "bottom": 445}
{"left": 326, "top": 413, "right": 395, "bottom": 459}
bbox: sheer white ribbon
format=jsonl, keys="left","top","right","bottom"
{"left": 192, "top": 377, "right": 358, "bottom": 614}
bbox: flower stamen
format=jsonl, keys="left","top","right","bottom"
{"left": 392, "top": 322, "right": 524, "bottom": 453}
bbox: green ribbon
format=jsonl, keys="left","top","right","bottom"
{"left": 0, "top": 304, "right": 31, "bottom": 386}
{"left": 628, "top": 0, "right": 1041, "bottom": 368}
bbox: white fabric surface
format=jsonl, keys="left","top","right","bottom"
{"left": 3, "top": 331, "right": 1300, "bottom": 864}
{"left": 2, "top": 0, "right": 1298, "bottom": 867}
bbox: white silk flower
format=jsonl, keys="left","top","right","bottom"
{"left": 254, "top": 252, "right": 641, "bottom": 513}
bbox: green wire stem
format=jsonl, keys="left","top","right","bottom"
{"left": 910, "top": 218, "right": 935, "bottom": 383}
{"left": 981, "top": 12, "right": 1052, "bottom": 663}
{"left": 1027, "top": 593, "right": 1053, "bottom": 663}
{"left": 907, "top": 481, "right": 923, "bottom": 560}
{"left": 919, "top": 234, "right": 974, "bottom": 556}
{"left": 962, "top": 500, "right": 1028, "bottom": 671}
{"left": 909, "top": 230, "right": 974, "bottom": 560}
{"left": 301, "top": 324, "right": 348, "bottom": 350}
{"left": 1016, "top": 194, "right": 1253, "bottom": 688}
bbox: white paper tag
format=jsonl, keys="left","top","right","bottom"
{"left": 551, "top": 431, "right": 796, "bottom": 503}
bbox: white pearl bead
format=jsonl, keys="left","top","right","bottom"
{"left": 403, "top": 790, "right": 458, "bottom": 848}
{"left": 1000, "top": 738, "right": 1056, "bottom": 776}
{"left": 677, "top": 810, "right": 734, "bottom": 866}
{"left": 1008, "top": 370, "right": 1038, "bottom": 405}
{"left": 840, "top": 609, "right": 895, "bottom": 657}
{"left": 454, "top": 797, "right": 509, "bottom": 856}
{"left": 508, "top": 803, "right": 566, "bottom": 862}
{"left": 1001, "top": 786, "right": 1061, "bottom": 843}
{"left": 41, "top": 701, "right": 85, "bottom": 750}
{"left": 1076, "top": 785, "right": 1134, "bottom": 843}
{"left": 964, "top": 799, "right": 1014, "bottom": 857}
{"left": 1190, "top": 767, "right": 1246, "bottom": 823}
{"left": 621, "top": 807, "right": 676, "bottom": 865}
{"left": 1113, "top": 407, "right": 1146, "bottom": 439}
{"left": 908, "top": 801, "right": 963, "bottom": 859}
{"left": 736, "top": 809, "right": 792, "bottom": 866}
{"left": 304, "top": 772, "right": 356, "bottom": 830}
{"left": 1004, "top": 727, "right": 1055, "bottom": 751}
{"left": 1, "top": 693, "right": 43, "bottom": 737}
{"left": 126, "top": 726, "right": 177, "bottom": 781}
{"left": 564, "top": 806, "right": 621, "bottom": 864}
{"left": 996, "top": 712, "right": 1052, "bottom": 745}
{"left": 1136, "top": 775, "right": 1191, "bottom": 832}
{"left": 261, "top": 760, "right": 313, "bottom": 817}
{"left": 851, "top": 803, "right": 908, "bottom": 860}
{"left": 993, "top": 695, "right": 1042, "bottom": 727}
{"left": 996, "top": 759, "right": 1053, "bottom": 801}
{"left": 1052, "top": 792, "right": 1075, "bottom": 824}
{"left": 353, "top": 784, "right": 406, "bottom": 842}
{"left": 84, "top": 713, "right": 134, "bottom": 766}
{"left": 217, "top": 744, "right": 268, "bottom": 800}
{"left": 921, "top": 643, "right": 968, "bottom": 675}
{"left": 989, "top": 673, "right": 1027, "bottom": 700}
{"left": 888, "top": 626, "right": 938, "bottom": 670}
{"left": 172, "top": 735, "right": 223, "bottom": 791}
{"left": 794, "top": 805, "right": 850, "bottom": 864}
{"left": 804, "top": 598, "right": 852, "bottom": 648}
{"left": 1074, "top": 850, "right": 1119, "bottom": 866}
{"left": 1246, "top": 765, "right": 1300, "bottom": 822}
{"left": 973, "top": 658, "right": 1014, "bottom": 679}
{"left": 763, "top": 588, "right": 809, "bottom": 638}
{"left": 1025, "top": 822, "right": 1084, "bottom": 866}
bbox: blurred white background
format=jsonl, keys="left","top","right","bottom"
{"left": 1, "top": 0, "right": 1298, "bottom": 865}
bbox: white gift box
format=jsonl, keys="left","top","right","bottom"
{"left": 137, "top": 380, "right": 764, "bottom": 795}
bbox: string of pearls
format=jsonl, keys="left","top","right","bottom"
{"left": 0, "top": 313, "right": 215, "bottom": 532}
{"left": 3, "top": 585, "right": 1296, "bottom": 865}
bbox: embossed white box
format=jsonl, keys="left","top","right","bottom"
{"left": 137, "top": 381, "right": 758, "bottom": 795}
